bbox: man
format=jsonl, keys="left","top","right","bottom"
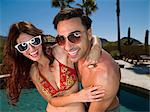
{"left": 53, "top": 8, "right": 121, "bottom": 112}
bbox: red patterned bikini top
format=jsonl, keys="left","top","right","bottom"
{"left": 39, "top": 59, "right": 77, "bottom": 97}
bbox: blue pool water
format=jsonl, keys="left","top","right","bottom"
{"left": 119, "top": 87, "right": 149, "bottom": 112}
{"left": 0, "top": 88, "right": 149, "bottom": 112}
{"left": 0, "top": 89, "right": 47, "bottom": 112}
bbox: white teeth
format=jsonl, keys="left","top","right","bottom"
{"left": 68, "top": 50, "right": 78, "bottom": 56}
{"left": 30, "top": 50, "right": 38, "bottom": 56}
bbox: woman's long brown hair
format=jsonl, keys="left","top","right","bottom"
{"left": 3, "top": 21, "right": 54, "bottom": 105}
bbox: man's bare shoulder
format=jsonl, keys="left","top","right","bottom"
{"left": 80, "top": 49, "right": 120, "bottom": 86}
{"left": 98, "top": 50, "right": 117, "bottom": 66}
{"left": 91, "top": 50, "right": 121, "bottom": 92}
{"left": 94, "top": 50, "right": 118, "bottom": 72}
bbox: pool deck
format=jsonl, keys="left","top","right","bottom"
{"left": 115, "top": 60, "right": 150, "bottom": 91}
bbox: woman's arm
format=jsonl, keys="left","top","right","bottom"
{"left": 30, "top": 65, "right": 105, "bottom": 107}
{"left": 84, "top": 35, "right": 102, "bottom": 68}
{"left": 48, "top": 84, "right": 105, "bottom": 107}
{"left": 33, "top": 78, "right": 105, "bottom": 107}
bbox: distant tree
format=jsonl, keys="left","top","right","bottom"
{"left": 51, "top": 0, "right": 98, "bottom": 16}
{"left": 116, "top": 0, "right": 121, "bottom": 56}
{"left": 127, "top": 27, "right": 133, "bottom": 45}
{"left": 76, "top": 0, "right": 98, "bottom": 16}
{"left": 127, "top": 27, "right": 131, "bottom": 45}
{"left": 144, "top": 30, "right": 149, "bottom": 55}
{"left": 51, "top": 0, "right": 75, "bottom": 10}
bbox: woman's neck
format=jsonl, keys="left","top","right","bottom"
{"left": 37, "top": 54, "right": 50, "bottom": 68}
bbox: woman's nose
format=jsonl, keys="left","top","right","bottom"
{"left": 28, "top": 44, "right": 35, "bottom": 51}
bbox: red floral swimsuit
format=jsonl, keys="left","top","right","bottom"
{"left": 39, "top": 60, "right": 77, "bottom": 97}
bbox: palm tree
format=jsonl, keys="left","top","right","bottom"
{"left": 116, "top": 0, "right": 121, "bottom": 57}
{"left": 51, "top": 0, "right": 75, "bottom": 10}
{"left": 76, "top": 0, "right": 98, "bottom": 16}
{"left": 51, "top": 0, "right": 98, "bottom": 16}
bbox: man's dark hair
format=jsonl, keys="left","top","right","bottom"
{"left": 53, "top": 8, "right": 92, "bottom": 30}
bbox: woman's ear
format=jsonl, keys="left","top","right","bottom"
{"left": 87, "top": 28, "right": 92, "bottom": 41}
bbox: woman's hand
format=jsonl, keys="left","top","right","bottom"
{"left": 76, "top": 85, "right": 105, "bottom": 102}
{"left": 84, "top": 36, "right": 102, "bottom": 68}
{"left": 85, "top": 45, "right": 101, "bottom": 68}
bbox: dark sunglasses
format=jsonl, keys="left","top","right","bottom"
{"left": 15, "top": 35, "right": 42, "bottom": 53}
{"left": 56, "top": 30, "right": 84, "bottom": 46}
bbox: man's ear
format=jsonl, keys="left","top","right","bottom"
{"left": 87, "top": 28, "right": 92, "bottom": 41}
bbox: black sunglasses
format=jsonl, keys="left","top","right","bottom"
{"left": 56, "top": 30, "right": 84, "bottom": 46}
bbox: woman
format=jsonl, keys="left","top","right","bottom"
{"left": 3, "top": 21, "right": 105, "bottom": 112}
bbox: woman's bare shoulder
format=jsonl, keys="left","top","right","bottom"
{"left": 30, "top": 63, "right": 38, "bottom": 79}
{"left": 53, "top": 45, "right": 68, "bottom": 64}
{"left": 53, "top": 45, "right": 67, "bottom": 57}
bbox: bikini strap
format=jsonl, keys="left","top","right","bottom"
{"left": 54, "top": 57, "right": 61, "bottom": 64}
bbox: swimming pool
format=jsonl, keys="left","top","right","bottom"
{"left": 0, "top": 89, "right": 47, "bottom": 112}
{"left": 119, "top": 85, "right": 149, "bottom": 112}
{"left": 0, "top": 86, "right": 149, "bottom": 112}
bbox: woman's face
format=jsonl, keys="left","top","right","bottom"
{"left": 16, "top": 33, "right": 43, "bottom": 61}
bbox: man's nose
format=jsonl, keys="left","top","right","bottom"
{"left": 64, "top": 39, "right": 73, "bottom": 51}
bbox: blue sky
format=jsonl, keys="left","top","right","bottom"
{"left": 0, "top": 0, "right": 149, "bottom": 43}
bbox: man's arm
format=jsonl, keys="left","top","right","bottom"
{"left": 88, "top": 65, "right": 120, "bottom": 112}
{"left": 88, "top": 93, "right": 115, "bottom": 112}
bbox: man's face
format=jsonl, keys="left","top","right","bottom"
{"left": 57, "top": 17, "right": 92, "bottom": 62}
